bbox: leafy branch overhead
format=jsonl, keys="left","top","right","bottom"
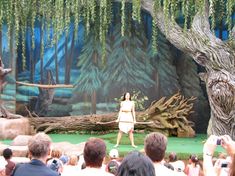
{"left": 0, "top": 0, "right": 233, "bottom": 68}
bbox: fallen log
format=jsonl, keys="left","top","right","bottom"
{"left": 28, "top": 93, "right": 196, "bottom": 137}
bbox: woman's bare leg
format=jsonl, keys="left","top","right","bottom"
{"left": 129, "top": 130, "right": 137, "bottom": 148}
{"left": 115, "top": 131, "right": 123, "bottom": 147}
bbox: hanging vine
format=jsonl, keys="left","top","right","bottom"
{"left": 132, "top": 0, "right": 141, "bottom": 23}
{"left": 209, "top": 0, "right": 216, "bottom": 32}
{"left": 0, "top": 0, "right": 233, "bottom": 75}
{"left": 226, "top": 0, "right": 233, "bottom": 37}
{"left": 121, "top": 0, "right": 126, "bottom": 36}
{"left": 151, "top": 0, "right": 160, "bottom": 55}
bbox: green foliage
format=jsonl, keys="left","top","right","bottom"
{"left": 114, "top": 90, "right": 149, "bottom": 111}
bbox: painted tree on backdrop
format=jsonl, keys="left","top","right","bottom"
{"left": 103, "top": 23, "right": 155, "bottom": 97}
{"left": 139, "top": 0, "right": 235, "bottom": 139}
{"left": 74, "top": 31, "right": 111, "bottom": 114}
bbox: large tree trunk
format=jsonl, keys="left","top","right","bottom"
{"left": 134, "top": 0, "right": 235, "bottom": 139}
{"left": 28, "top": 93, "right": 195, "bottom": 137}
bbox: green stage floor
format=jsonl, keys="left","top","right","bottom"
{"left": 1, "top": 133, "right": 225, "bottom": 159}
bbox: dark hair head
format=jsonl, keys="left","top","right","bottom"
{"left": 107, "top": 160, "right": 119, "bottom": 175}
{"left": 189, "top": 154, "right": 199, "bottom": 166}
{"left": 28, "top": 133, "right": 52, "bottom": 158}
{"left": 116, "top": 151, "right": 155, "bottom": 176}
{"left": 144, "top": 132, "right": 167, "bottom": 162}
{"left": 3, "top": 148, "right": 13, "bottom": 160}
{"left": 83, "top": 138, "right": 106, "bottom": 168}
{"left": 169, "top": 152, "right": 177, "bottom": 162}
{"left": 122, "top": 92, "right": 131, "bottom": 101}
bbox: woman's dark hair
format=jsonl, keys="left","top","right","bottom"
{"left": 116, "top": 151, "right": 155, "bottom": 176}
{"left": 122, "top": 92, "right": 131, "bottom": 101}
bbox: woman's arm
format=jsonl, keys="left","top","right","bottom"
{"left": 132, "top": 101, "right": 136, "bottom": 123}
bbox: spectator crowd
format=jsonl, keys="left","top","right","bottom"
{"left": 0, "top": 132, "right": 235, "bottom": 176}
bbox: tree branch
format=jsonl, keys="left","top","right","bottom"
{"left": 16, "top": 81, "right": 73, "bottom": 88}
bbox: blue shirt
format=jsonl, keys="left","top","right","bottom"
{"left": 12, "top": 159, "right": 59, "bottom": 176}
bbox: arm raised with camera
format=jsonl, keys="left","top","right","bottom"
{"left": 203, "top": 135, "right": 235, "bottom": 176}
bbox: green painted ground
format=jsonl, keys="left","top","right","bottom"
{"left": 1, "top": 133, "right": 225, "bottom": 159}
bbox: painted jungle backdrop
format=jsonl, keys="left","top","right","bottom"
{"left": 0, "top": 1, "right": 234, "bottom": 133}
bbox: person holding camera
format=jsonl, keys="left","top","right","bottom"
{"left": 203, "top": 135, "right": 235, "bottom": 176}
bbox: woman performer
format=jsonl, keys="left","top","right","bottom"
{"left": 115, "top": 92, "right": 137, "bottom": 148}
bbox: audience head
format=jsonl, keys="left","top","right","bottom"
{"left": 59, "top": 155, "right": 69, "bottom": 165}
{"left": 106, "top": 160, "right": 119, "bottom": 175}
{"left": 144, "top": 132, "right": 167, "bottom": 162}
{"left": 189, "top": 154, "right": 199, "bottom": 166}
{"left": 51, "top": 148, "right": 62, "bottom": 158}
{"left": 169, "top": 152, "right": 177, "bottom": 162}
{"left": 116, "top": 151, "right": 155, "bottom": 176}
{"left": 28, "top": 132, "right": 52, "bottom": 159}
{"left": 109, "top": 149, "right": 119, "bottom": 159}
{"left": 83, "top": 138, "right": 106, "bottom": 168}
{"left": 68, "top": 155, "right": 78, "bottom": 166}
{"left": 3, "top": 148, "right": 13, "bottom": 160}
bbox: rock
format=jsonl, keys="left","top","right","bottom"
{"left": 0, "top": 145, "right": 28, "bottom": 157}
{"left": 11, "top": 135, "right": 32, "bottom": 146}
{"left": 0, "top": 144, "right": 10, "bottom": 154}
{"left": 52, "top": 142, "right": 85, "bottom": 156}
{"left": 0, "top": 118, "right": 31, "bottom": 140}
{"left": 9, "top": 146, "right": 28, "bottom": 157}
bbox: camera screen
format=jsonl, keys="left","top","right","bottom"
{"left": 221, "top": 163, "right": 228, "bottom": 168}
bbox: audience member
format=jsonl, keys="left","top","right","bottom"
{"left": 106, "top": 160, "right": 119, "bottom": 175}
{"left": 184, "top": 154, "right": 201, "bottom": 176}
{"left": 79, "top": 138, "right": 112, "bottom": 176}
{"left": 59, "top": 155, "right": 69, "bottom": 165}
{"left": 230, "top": 154, "right": 235, "bottom": 176}
{"left": 116, "top": 150, "right": 155, "bottom": 176}
{"left": 3, "top": 148, "right": 15, "bottom": 176}
{"left": 203, "top": 135, "right": 235, "bottom": 176}
{"left": 105, "top": 149, "right": 120, "bottom": 175}
{"left": 47, "top": 158, "right": 63, "bottom": 175}
{"left": 61, "top": 155, "right": 80, "bottom": 176}
{"left": 144, "top": 132, "right": 180, "bottom": 176}
{"left": 11, "top": 132, "right": 59, "bottom": 176}
{"left": 168, "top": 152, "right": 185, "bottom": 172}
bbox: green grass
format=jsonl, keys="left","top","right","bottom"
{"left": 1, "top": 133, "right": 225, "bottom": 159}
